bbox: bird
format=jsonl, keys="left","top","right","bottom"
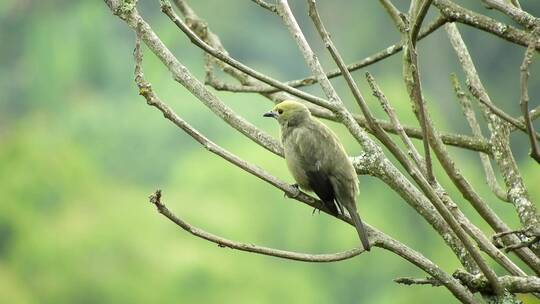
{"left": 264, "top": 100, "right": 370, "bottom": 251}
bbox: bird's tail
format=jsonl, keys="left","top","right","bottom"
{"left": 347, "top": 206, "right": 371, "bottom": 251}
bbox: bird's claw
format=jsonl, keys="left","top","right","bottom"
{"left": 284, "top": 184, "right": 300, "bottom": 198}
{"left": 311, "top": 208, "right": 321, "bottom": 215}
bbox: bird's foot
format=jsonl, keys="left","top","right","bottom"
{"left": 284, "top": 184, "right": 300, "bottom": 198}
{"left": 311, "top": 208, "right": 321, "bottom": 215}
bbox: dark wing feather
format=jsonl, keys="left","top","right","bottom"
{"left": 305, "top": 170, "right": 341, "bottom": 216}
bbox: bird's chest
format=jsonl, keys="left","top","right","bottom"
{"left": 282, "top": 129, "right": 321, "bottom": 190}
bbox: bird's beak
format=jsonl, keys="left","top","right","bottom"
{"left": 263, "top": 111, "right": 278, "bottom": 118}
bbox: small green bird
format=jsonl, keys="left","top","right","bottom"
{"left": 264, "top": 100, "right": 370, "bottom": 251}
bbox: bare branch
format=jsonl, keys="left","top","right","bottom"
{"left": 395, "top": 276, "right": 443, "bottom": 286}
{"left": 502, "top": 236, "right": 540, "bottom": 253}
{"left": 104, "top": 0, "right": 540, "bottom": 301}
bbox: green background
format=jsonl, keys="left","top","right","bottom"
{"left": 1, "top": 0, "right": 539, "bottom": 303}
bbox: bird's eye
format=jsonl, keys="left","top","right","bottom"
{"left": 277, "top": 109, "right": 283, "bottom": 114}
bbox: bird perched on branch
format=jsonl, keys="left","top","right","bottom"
{"left": 264, "top": 100, "right": 370, "bottom": 251}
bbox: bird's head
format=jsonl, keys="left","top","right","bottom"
{"left": 263, "top": 100, "right": 311, "bottom": 126}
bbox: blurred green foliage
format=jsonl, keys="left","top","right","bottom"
{"left": 0, "top": 0, "right": 539, "bottom": 303}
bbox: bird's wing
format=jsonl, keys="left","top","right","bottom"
{"left": 304, "top": 170, "right": 340, "bottom": 215}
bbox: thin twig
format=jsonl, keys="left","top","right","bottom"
{"left": 520, "top": 27, "right": 540, "bottom": 163}
{"left": 397, "top": 272, "right": 540, "bottom": 294}
{"left": 502, "top": 236, "right": 540, "bottom": 253}
{"left": 410, "top": 0, "right": 433, "bottom": 43}
{"left": 250, "top": 0, "right": 277, "bottom": 13}
{"left": 404, "top": 40, "right": 435, "bottom": 184}
{"left": 366, "top": 72, "right": 425, "bottom": 173}
{"left": 468, "top": 85, "right": 540, "bottom": 139}
{"left": 221, "top": 16, "right": 447, "bottom": 94}
{"left": 149, "top": 190, "right": 365, "bottom": 262}
{"left": 493, "top": 227, "right": 540, "bottom": 252}
{"left": 451, "top": 74, "right": 508, "bottom": 202}
{"left": 395, "top": 276, "right": 443, "bottom": 286}
{"left": 379, "top": 0, "right": 407, "bottom": 31}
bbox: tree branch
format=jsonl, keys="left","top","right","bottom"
{"left": 446, "top": 22, "right": 540, "bottom": 271}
